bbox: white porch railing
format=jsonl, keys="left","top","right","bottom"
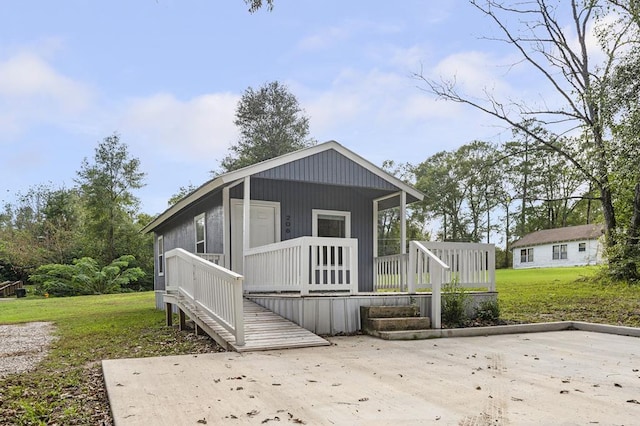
{"left": 418, "top": 241, "right": 495, "bottom": 291}
{"left": 374, "top": 242, "right": 495, "bottom": 292}
{"left": 196, "top": 253, "right": 224, "bottom": 265}
{"left": 408, "top": 241, "right": 450, "bottom": 329}
{"left": 165, "top": 248, "right": 245, "bottom": 346}
{"left": 374, "top": 253, "right": 408, "bottom": 291}
{"left": 244, "top": 236, "right": 358, "bottom": 295}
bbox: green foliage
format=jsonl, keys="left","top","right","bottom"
{"left": 244, "top": 0, "right": 274, "bottom": 13}
{"left": 441, "top": 280, "right": 470, "bottom": 327}
{"left": 30, "top": 255, "right": 145, "bottom": 296}
{"left": 76, "top": 133, "right": 146, "bottom": 264}
{"left": 377, "top": 160, "right": 428, "bottom": 255}
{"left": 167, "top": 183, "right": 198, "bottom": 206}
{"left": 474, "top": 299, "right": 501, "bottom": 322}
{"left": 1, "top": 134, "right": 153, "bottom": 289}
{"left": 219, "top": 81, "right": 315, "bottom": 173}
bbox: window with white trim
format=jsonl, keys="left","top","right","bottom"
{"left": 157, "top": 235, "right": 164, "bottom": 276}
{"left": 578, "top": 242, "right": 586, "bottom": 252}
{"left": 552, "top": 244, "right": 567, "bottom": 260}
{"left": 520, "top": 248, "right": 533, "bottom": 263}
{"left": 195, "top": 213, "right": 206, "bottom": 253}
{"left": 312, "top": 209, "right": 351, "bottom": 266}
{"left": 312, "top": 210, "right": 351, "bottom": 238}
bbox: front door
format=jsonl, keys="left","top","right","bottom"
{"left": 230, "top": 200, "right": 280, "bottom": 273}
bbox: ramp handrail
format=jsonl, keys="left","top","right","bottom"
{"left": 165, "top": 248, "right": 245, "bottom": 346}
{"left": 408, "top": 241, "right": 450, "bottom": 329}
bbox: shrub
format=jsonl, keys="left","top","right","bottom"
{"left": 30, "top": 255, "right": 145, "bottom": 297}
{"left": 441, "top": 280, "right": 470, "bottom": 327}
{"left": 474, "top": 299, "right": 501, "bottom": 322}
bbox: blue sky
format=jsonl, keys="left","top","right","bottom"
{"left": 1, "top": 0, "right": 549, "bottom": 216}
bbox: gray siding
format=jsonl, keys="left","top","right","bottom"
{"left": 231, "top": 179, "right": 378, "bottom": 291}
{"left": 153, "top": 190, "right": 224, "bottom": 291}
{"left": 256, "top": 149, "right": 397, "bottom": 191}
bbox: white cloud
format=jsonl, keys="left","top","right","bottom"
{"left": 432, "top": 50, "right": 513, "bottom": 98}
{"left": 0, "top": 50, "right": 93, "bottom": 139}
{"left": 0, "top": 51, "right": 91, "bottom": 110}
{"left": 297, "top": 26, "right": 350, "bottom": 51}
{"left": 119, "top": 92, "right": 240, "bottom": 163}
{"left": 296, "top": 18, "right": 403, "bottom": 52}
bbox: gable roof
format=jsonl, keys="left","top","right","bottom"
{"left": 511, "top": 224, "right": 605, "bottom": 249}
{"left": 142, "top": 140, "right": 424, "bottom": 233}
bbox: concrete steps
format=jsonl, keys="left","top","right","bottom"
{"left": 360, "top": 305, "right": 433, "bottom": 340}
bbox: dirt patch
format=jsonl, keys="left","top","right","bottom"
{"left": 0, "top": 322, "right": 57, "bottom": 378}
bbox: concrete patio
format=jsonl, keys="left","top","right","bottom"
{"left": 103, "top": 328, "right": 640, "bottom": 425}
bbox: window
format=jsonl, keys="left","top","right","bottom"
{"left": 552, "top": 244, "right": 568, "bottom": 260}
{"left": 312, "top": 210, "right": 351, "bottom": 238}
{"left": 195, "top": 213, "right": 206, "bottom": 253}
{"left": 157, "top": 235, "right": 164, "bottom": 276}
{"left": 578, "top": 242, "right": 586, "bottom": 252}
{"left": 520, "top": 248, "right": 534, "bottom": 263}
{"left": 312, "top": 210, "right": 351, "bottom": 266}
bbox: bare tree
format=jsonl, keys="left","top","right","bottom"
{"left": 415, "top": 0, "right": 640, "bottom": 278}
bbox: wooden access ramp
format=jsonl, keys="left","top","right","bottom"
{"left": 166, "top": 295, "right": 330, "bottom": 353}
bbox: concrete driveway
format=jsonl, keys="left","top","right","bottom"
{"left": 103, "top": 330, "right": 640, "bottom": 425}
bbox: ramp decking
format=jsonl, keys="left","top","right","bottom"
{"left": 166, "top": 294, "right": 330, "bottom": 352}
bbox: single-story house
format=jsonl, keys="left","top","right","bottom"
{"left": 511, "top": 224, "right": 605, "bottom": 269}
{"left": 141, "top": 140, "right": 496, "bottom": 343}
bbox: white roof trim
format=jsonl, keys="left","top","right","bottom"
{"left": 142, "top": 140, "right": 423, "bottom": 233}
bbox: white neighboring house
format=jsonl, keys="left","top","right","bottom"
{"left": 511, "top": 224, "right": 605, "bottom": 269}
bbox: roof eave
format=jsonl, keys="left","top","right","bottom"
{"left": 141, "top": 140, "right": 424, "bottom": 233}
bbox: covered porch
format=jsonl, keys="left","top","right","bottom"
{"left": 163, "top": 239, "right": 495, "bottom": 350}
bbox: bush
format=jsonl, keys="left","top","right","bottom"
{"left": 474, "top": 299, "right": 501, "bottom": 322}
{"left": 441, "top": 280, "right": 470, "bottom": 327}
{"left": 30, "top": 255, "right": 145, "bottom": 297}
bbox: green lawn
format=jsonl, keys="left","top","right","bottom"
{"left": 0, "top": 291, "right": 218, "bottom": 425}
{"left": 497, "top": 266, "right": 640, "bottom": 326}
{"left": 1, "top": 267, "right": 639, "bottom": 424}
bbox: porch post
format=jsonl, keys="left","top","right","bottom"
{"left": 400, "top": 191, "right": 407, "bottom": 288}
{"left": 400, "top": 191, "right": 407, "bottom": 254}
{"left": 223, "top": 186, "right": 230, "bottom": 269}
{"left": 372, "top": 199, "right": 378, "bottom": 290}
{"left": 243, "top": 176, "right": 251, "bottom": 273}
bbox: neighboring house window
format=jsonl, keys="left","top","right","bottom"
{"left": 552, "top": 244, "right": 568, "bottom": 260}
{"left": 520, "top": 248, "right": 533, "bottom": 263}
{"left": 195, "top": 213, "right": 206, "bottom": 253}
{"left": 578, "top": 242, "right": 586, "bottom": 252}
{"left": 157, "top": 235, "right": 164, "bottom": 276}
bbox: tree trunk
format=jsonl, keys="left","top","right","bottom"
{"left": 619, "top": 182, "right": 640, "bottom": 281}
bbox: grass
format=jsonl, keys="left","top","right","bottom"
{"left": 497, "top": 266, "right": 640, "bottom": 326}
{"left": 1, "top": 267, "right": 640, "bottom": 423}
{"left": 0, "top": 291, "right": 219, "bottom": 425}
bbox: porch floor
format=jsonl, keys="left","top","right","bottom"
{"left": 168, "top": 294, "right": 330, "bottom": 352}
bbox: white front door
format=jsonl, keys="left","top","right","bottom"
{"left": 231, "top": 200, "right": 280, "bottom": 273}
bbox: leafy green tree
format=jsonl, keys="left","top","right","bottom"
{"left": 244, "top": 0, "right": 274, "bottom": 12}
{"left": 219, "top": 81, "right": 315, "bottom": 173}
{"left": 377, "top": 161, "right": 428, "bottom": 255}
{"left": 418, "top": 0, "right": 640, "bottom": 279}
{"left": 167, "top": 183, "right": 198, "bottom": 206}
{"left": 415, "top": 151, "right": 470, "bottom": 241}
{"left": 30, "top": 255, "right": 145, "bottom": 297}
{"left": 0, "top": 185, "right": 82, "bottom": 281}
{"left": 76, "top": 134, "right": 146, "bottom": 264}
